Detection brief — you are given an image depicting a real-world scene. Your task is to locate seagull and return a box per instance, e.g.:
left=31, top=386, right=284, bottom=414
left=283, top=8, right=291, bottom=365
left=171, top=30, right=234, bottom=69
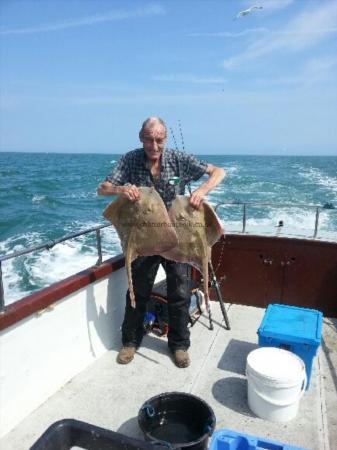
left=235, top=5, right=263, bottom=19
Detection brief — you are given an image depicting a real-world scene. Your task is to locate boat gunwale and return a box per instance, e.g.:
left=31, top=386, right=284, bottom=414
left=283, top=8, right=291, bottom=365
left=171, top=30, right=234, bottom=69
left=1, top=233, right=337, bottom=332
left=0, top=254, right=125, bottom=332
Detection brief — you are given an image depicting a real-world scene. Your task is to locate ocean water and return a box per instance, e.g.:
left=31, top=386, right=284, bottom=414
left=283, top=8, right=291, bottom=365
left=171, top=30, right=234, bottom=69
left=1, top=152, right=336, bottom=305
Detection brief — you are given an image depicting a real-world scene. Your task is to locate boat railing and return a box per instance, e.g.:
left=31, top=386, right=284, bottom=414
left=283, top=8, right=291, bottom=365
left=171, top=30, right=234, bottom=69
left=0, top=201, right=335, bottom=312
left=0, top=224, right=110, bottom=312
left=214, top=200, right=335, bottom=237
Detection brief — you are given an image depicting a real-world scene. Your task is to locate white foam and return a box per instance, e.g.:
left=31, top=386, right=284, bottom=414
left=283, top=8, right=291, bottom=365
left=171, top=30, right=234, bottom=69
left=2, top=204, right=336, bottom=306
left=224, top=165, right=238, bottom=174
left=0, top=232, right=42, bottom=253
left=63, top=192, right=97, bottom=200
left=25, top=241, right=97, bottom=286
left=217, top=205, right=336, bottom=239
left=32, top=195, right=46, bottom=203
left=1, top=258, right=31, bottom=304
left=1, top=224, right=122, bottom=306
left=1, top=234, right=41, bottom=304
left=300, top=167, right=337, bottom=194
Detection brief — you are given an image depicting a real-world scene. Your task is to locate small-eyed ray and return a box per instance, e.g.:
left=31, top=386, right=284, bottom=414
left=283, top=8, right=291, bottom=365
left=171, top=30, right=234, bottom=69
left=162, top=196, right=225, bottom=308
left=103, top=187, right=178, bottom=307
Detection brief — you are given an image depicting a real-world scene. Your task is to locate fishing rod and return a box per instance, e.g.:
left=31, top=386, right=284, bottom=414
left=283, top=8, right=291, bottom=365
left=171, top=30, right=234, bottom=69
left=178, top=120, right=185, bottom=151
left=169, top=121, right=192, bottom=195
left=170, top=127, right=179, bottom=151
left=170, top=120, right=185, bottom=152
left=177, top=120, right=191, bottom=194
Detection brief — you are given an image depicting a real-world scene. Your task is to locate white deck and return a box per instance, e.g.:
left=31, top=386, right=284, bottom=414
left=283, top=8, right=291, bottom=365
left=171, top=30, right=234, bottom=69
left=1, top=304, right=336, bottom=450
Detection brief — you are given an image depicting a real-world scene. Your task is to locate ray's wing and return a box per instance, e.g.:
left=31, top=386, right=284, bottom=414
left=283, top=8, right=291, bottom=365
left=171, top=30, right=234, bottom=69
left=162, top=196, right=202, bottom=265
left=103, top=187, right=178, bottom=308
left=203, top=202, right=225, bottom=247
left=132, top=187, right=178, bottom=256
left=162, top=197, right=225, bottom=307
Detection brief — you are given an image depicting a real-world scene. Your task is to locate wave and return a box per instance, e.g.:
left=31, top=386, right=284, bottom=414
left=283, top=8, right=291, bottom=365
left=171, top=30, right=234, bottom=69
left=62, top=192, right=97, bottom=200
left=216, top=204, right=336, bottom=237
left=299, top=167, right=337, bottom=194
left=32, top=194, right=47, bottom=203
left=223, top=165, right=238, bottom=174
left=1, top=153, right=336, bottom=306
left=3, top=203, right=336, bottom=306
left=1, top=223, right=122, bottom=305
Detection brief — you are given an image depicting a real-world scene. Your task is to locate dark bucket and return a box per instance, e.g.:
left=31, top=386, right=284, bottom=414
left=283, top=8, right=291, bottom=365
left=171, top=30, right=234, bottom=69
left=138, top=392, right=216, bottom=450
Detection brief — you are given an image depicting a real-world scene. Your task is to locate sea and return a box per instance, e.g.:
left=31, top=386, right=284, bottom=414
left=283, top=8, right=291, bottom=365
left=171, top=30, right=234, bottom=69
left=1, top=152, right=336, bottom=305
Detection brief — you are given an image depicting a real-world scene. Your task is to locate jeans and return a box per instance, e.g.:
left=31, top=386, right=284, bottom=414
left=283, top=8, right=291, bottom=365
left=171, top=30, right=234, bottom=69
left=121, top=256, right=191, bottom=351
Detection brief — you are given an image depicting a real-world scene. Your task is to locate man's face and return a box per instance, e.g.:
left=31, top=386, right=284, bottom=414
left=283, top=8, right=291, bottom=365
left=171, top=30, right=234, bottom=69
left=140, top=125, right=166, bottom=162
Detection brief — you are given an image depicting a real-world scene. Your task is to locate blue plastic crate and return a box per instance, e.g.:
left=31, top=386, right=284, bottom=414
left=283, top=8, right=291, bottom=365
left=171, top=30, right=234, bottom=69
left=257, top=304, right=323, bottom=389
left=209, top=429, right=307, bottom=450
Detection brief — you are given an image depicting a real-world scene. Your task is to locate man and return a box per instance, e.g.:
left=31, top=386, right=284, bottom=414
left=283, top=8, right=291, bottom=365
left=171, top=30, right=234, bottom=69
left=97, top=117, right=225, bottom=367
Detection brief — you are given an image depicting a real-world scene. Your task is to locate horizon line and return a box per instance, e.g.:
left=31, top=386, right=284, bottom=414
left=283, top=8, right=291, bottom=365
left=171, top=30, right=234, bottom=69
left=1, top=150, right=336, bottom=157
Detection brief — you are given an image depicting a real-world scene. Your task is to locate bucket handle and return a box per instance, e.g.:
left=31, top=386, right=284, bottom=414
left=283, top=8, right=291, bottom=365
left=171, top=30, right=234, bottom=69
left=151, top=439, right=174, bottom=450
left=249, top=370, right=307, bottom=407
left=203, top=418, right=215, bottom=436
left=141, top=403, right=155, bottom=418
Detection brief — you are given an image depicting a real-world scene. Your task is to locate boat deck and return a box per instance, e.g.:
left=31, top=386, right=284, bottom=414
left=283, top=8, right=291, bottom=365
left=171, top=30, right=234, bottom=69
left=1, top=304, right=336, bottom=450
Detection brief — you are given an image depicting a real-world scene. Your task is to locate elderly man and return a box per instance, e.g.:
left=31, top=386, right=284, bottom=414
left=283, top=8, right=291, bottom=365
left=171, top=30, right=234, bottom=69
left=97, top=117, right=225, bottom=367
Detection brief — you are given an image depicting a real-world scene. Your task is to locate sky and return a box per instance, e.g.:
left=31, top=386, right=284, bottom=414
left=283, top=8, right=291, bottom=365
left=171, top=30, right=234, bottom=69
left=0, top=0, right=337, bottom=155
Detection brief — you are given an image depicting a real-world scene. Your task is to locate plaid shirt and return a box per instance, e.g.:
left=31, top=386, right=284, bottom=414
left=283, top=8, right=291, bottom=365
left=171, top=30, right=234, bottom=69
left=106, top=148, right=208, bottom=208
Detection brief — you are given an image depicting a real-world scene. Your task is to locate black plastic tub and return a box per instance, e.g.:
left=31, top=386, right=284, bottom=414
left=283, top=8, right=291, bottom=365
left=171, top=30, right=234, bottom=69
left=30, top=418, right=156, bottom=450
left=138, top=392, right=216, bottom=450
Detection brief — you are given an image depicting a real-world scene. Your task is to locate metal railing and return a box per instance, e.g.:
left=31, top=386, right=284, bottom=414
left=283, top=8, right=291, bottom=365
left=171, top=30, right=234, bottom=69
left=214, top=201, right=336, bottom=238
left=0, top=201, right=335, bottom=312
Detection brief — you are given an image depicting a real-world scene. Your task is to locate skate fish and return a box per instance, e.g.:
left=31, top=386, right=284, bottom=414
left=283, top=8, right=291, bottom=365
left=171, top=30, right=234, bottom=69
left=103, top=187, right=178, bottom=307
left=103, top=189, right=224, bottom=308
left=162, top=195, right=224, bottom=307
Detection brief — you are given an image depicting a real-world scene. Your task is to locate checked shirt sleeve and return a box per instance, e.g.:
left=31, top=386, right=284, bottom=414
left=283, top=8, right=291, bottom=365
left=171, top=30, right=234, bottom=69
left=179, top=152, right=208, bottom=184
left=105, top=155, right=131, bottom=186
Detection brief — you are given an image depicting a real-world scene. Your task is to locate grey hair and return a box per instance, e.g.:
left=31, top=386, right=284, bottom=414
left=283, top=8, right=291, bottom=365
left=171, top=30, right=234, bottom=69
left=139, top=117, right=167, bottom=138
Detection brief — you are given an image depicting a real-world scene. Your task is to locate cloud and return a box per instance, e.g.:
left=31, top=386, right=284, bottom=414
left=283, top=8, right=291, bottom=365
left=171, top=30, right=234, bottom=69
left=256, top=55, right=337, bottom=87
left=2, top=82, right=337, bottom=111
left=0, top=4, right=165, bottom=35
left=0, top=90, right=234, bottom=107
left=188, top=28, right=268, bottom=38
left=151, top=73, right=227, bottom=84
left=258, top=0, right=295, bottom=13
left=223, top=2, right=337, bottom=69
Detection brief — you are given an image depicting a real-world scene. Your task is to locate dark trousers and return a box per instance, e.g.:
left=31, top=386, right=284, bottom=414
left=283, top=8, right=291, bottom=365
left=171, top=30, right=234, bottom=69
left=122, top=256, right=191, bottom=351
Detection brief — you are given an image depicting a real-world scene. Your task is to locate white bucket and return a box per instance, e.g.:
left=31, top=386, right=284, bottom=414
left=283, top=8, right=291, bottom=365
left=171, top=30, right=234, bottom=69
left=246, top=347, right=307, bottom=422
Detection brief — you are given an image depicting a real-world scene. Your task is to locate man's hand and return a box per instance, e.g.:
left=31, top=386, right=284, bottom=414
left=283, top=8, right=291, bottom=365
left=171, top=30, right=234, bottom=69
left=189, top=188, right=206, bottom=209
left=97, top=181, right=115, bottom=195
left=121, top=185, right=140, bottom=202
left=97, top=182, right=140, bottom=201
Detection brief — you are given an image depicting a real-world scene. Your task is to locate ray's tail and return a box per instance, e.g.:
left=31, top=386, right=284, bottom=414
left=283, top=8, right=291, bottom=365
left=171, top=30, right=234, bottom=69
left=202, top=255, right=214, bottom=330
left=125, top=244, right=136, bottom=308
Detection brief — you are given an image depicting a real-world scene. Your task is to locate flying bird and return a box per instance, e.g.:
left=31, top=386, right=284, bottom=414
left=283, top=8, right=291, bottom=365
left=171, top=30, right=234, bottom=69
left=235, top=5, right=263, bottom=19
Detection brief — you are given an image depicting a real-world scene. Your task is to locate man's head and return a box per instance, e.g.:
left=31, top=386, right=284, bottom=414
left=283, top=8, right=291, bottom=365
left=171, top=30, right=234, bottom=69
left=139, top=117, right=167, bottom=162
